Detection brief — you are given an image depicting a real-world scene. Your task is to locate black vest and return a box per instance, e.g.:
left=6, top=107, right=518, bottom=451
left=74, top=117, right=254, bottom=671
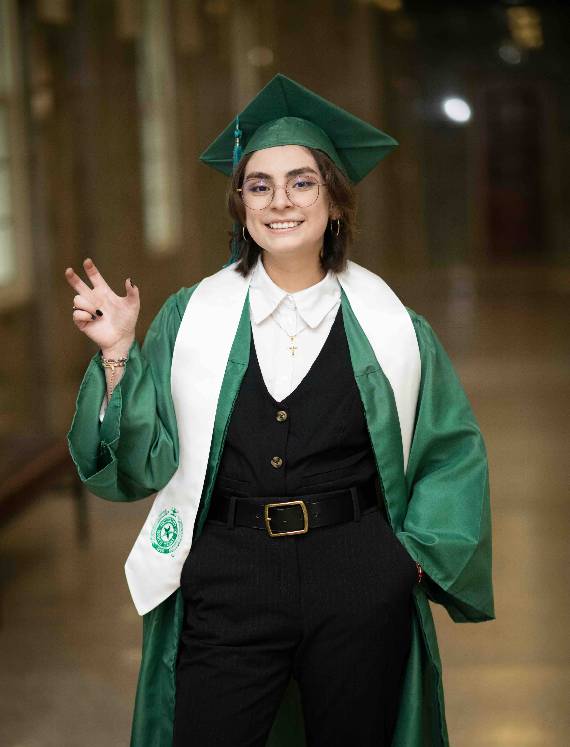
left=213, top=306, right=378, bottom=500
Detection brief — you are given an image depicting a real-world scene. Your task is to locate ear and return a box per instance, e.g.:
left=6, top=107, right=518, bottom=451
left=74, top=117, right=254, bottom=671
left=329, top=203, right=341, bottom=220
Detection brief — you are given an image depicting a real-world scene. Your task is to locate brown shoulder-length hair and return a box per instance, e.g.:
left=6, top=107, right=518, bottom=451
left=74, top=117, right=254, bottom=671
left=226, top=147, right=357, bottom=277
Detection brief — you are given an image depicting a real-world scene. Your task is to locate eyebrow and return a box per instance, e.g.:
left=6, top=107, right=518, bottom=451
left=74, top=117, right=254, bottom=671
left=244, top=166, right=319, bottom=180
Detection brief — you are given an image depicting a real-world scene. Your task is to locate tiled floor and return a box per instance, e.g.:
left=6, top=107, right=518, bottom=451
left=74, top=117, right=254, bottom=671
left=1, top=263, right=568, bottom=746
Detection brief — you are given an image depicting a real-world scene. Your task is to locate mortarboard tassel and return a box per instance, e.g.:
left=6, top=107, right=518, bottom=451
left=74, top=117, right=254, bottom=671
left=232, top=116, right=243, bottom=168
left=224, top=116, right=243, bottom=267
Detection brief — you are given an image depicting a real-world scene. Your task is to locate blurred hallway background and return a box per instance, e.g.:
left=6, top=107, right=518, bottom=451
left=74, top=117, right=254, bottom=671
left=1, top=1, right=568, bottom=745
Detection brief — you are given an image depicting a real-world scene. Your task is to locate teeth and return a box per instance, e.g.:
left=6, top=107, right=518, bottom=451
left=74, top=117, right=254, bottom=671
left=268, top=221, right=302, bottom=229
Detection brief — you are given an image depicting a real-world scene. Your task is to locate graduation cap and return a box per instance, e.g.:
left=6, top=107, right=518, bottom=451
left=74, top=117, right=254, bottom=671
left=200, top=73, right=398, bottom=184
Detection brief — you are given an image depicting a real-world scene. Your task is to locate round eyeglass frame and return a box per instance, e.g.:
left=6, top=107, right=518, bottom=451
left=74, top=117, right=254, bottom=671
left=236, top=177, right=326, bottom=210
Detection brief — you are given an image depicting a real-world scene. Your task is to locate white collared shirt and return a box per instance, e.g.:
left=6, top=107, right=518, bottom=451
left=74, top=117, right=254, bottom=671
left=248, top=256, right=341, bottom=402
left=100, top=256, right=341, bottom=420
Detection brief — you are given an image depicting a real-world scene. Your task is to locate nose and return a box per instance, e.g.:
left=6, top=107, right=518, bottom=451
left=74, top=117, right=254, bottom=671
left=269, top=184, right=294, bottom=209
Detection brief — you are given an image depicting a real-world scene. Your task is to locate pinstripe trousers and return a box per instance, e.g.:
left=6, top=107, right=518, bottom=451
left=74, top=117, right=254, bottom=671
left=173, top=501, right=417, bottom=747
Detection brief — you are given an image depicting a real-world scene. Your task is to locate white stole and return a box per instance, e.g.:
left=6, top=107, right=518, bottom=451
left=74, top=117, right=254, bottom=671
left=125, top=259, right=420, bottom=615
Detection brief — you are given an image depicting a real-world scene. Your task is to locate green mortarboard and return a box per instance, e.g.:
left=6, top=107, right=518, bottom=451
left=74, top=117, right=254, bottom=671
left=199, top=73, right=398, bottom=184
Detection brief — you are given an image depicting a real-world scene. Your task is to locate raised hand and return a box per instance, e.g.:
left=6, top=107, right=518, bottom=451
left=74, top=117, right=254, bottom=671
left=65, top=258, right=140, bottom=356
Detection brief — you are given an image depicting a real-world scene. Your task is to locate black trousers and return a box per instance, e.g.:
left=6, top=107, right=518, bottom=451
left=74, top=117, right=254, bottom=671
left=173, top=502, right=417, bottom=747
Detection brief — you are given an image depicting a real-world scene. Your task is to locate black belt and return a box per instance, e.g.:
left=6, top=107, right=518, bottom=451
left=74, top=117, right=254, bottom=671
left=207, top=480, right=379, bottom=537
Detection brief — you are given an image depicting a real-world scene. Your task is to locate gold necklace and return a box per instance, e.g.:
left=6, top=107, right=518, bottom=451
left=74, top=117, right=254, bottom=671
left=275, top=305, right=305, bottom=356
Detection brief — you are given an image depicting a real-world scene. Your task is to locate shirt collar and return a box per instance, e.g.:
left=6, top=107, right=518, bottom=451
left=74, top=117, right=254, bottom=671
left=249, top=255, right=341, bottom=329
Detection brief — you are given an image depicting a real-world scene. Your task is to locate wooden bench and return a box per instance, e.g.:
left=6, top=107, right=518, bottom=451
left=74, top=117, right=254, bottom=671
left=0, top=434, right=88, bottom=541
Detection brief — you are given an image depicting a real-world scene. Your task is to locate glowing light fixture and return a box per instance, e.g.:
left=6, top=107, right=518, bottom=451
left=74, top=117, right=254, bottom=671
left=371, top=0, right=402, bottom=11
left=442, top=97, right=472, bottom=124
left=247, top=47, right=274, bottom=68
left=498, top=42, right=522, bottom=65
left=507, top=6, right=543, bottom=50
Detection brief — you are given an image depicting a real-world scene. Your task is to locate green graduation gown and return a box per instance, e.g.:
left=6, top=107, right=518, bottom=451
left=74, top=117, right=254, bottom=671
left=67, top=268, right=494, bottom=747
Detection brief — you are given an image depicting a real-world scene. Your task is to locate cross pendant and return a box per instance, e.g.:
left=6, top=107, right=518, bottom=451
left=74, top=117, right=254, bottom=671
left=288, top=336, right=298, bottom=356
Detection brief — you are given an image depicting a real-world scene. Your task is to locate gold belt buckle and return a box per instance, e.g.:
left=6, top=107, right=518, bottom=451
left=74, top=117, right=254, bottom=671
left=264, top=500, right=309, bottom=537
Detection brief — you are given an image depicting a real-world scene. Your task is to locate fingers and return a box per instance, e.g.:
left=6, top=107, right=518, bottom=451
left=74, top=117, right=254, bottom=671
left=64, top=266, right=93, bottom=296
left=83, top=257, right=110, bottom=290
left=64, top=260, right=137, bottom=304
left=125, top=277, right=139, bottom=303
left=64, top=257, right=108, bottom=293
left=72, top=308, right=96, bottom=323
left=73, top=294, right=101, bottom=319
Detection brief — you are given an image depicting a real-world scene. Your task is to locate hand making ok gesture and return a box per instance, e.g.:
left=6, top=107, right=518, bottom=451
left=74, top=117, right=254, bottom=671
left=64, top=258, right=140, bottom=355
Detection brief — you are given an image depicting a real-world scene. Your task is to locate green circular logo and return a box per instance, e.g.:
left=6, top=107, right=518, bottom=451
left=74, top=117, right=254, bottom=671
left=151, top=507, right=183, bottom=555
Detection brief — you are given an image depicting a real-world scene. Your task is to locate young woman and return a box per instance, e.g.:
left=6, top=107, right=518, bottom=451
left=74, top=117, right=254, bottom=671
left=66, top=75, right=494, bottom=747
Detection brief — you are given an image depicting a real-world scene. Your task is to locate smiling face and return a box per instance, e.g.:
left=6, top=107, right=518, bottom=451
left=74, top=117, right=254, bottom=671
left=242, top=145, right=336, bottom=264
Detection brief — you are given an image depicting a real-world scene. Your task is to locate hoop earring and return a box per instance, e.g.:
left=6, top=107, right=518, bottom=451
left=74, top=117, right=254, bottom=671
left=242, top=225, right=249, bottom=242
left=330, top=218, right=341, bottom=237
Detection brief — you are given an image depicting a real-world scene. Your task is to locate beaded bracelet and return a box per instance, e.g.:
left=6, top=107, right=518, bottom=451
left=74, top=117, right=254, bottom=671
left=415, top=561, right=424, bottom=584
left=100, top=353, right=128, bottom=399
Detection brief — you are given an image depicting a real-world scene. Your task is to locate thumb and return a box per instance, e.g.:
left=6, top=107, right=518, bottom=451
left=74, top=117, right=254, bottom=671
left=125, top=277, right=139, bottom=299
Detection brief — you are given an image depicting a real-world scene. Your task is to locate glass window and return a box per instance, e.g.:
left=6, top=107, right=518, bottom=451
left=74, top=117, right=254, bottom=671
left=0, top=0, right=32, bottom=305
left=137, top=0, right=182, bottom=255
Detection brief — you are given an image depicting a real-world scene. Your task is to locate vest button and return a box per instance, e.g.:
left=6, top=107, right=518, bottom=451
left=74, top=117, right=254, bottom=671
left=270, top=456, right=283, bottom=469
left=276, top=410, right=288, bottom=422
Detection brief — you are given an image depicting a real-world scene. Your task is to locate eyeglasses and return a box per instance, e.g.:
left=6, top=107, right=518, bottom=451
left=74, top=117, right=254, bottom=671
left=237, top=174, right=325, bottom=210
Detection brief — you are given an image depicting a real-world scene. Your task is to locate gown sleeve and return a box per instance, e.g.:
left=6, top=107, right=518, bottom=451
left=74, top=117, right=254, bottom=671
left=67, top=286, right=194, bottom=502
left=402, top=311, right=495, bottom=623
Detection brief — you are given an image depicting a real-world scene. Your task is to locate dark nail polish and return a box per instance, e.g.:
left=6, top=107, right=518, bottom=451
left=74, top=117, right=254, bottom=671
left=129, top=278, right=135, bottom=287
left=96, top=309, right=103, bottom=316
left=91, top=314, right=96, bottom=320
